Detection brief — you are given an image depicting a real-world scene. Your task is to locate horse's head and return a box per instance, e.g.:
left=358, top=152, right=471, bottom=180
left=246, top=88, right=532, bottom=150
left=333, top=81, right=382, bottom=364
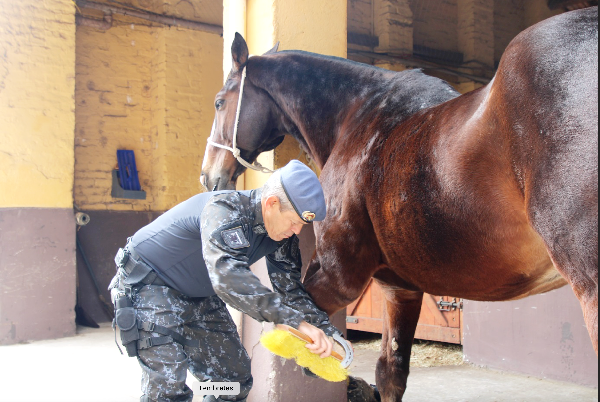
left=201, top=33, right=284, bottom=191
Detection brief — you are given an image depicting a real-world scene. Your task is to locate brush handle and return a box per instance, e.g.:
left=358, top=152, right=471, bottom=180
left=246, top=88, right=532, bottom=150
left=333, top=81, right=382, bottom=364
left=283, top=326, right=345, bottom=362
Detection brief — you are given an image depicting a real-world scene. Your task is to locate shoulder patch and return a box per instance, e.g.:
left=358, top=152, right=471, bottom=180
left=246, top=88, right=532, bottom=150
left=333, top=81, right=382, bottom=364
left=221, top=227, right=250, bottom=249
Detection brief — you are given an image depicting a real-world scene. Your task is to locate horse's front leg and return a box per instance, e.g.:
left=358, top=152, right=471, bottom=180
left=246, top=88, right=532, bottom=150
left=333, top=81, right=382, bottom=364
left=303, top=218, right=383, bottom=316
left=376, top=286, right=424, bottom=402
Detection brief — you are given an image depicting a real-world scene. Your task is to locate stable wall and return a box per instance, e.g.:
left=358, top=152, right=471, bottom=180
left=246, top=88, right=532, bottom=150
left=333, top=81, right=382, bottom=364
left=464, top=287, right=598, bottom=387
left=75, top=21, right=222, bottom=212
left=0, top=0, right=77, bottom=344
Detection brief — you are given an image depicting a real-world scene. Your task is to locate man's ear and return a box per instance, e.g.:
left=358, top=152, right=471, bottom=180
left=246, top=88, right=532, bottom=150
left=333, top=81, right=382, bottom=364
left=265, top=195, right=280, bottom=210
left=232, top=32, right=249, bottom=73
left=264, top=42, right=280, bottom=56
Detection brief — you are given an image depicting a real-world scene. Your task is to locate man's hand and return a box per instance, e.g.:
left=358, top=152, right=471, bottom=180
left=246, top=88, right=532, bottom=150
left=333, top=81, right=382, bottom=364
left=297, top=321, right=334, bottom=358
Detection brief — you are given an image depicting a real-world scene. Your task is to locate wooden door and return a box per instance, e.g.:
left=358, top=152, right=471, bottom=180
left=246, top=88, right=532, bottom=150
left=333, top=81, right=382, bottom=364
left=346, top=280, right=463, bottom=344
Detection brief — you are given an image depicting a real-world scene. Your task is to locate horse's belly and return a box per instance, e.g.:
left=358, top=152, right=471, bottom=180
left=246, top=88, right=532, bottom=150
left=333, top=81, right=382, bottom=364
left=379, top=214, right=569, bottom=301
left=468, top=256, right=569, bottom=302
left=470, top=230, right=569, bottom=301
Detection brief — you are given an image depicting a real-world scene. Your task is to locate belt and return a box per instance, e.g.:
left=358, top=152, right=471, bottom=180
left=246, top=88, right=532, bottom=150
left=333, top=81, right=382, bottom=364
left=122, top=248, right=167, bottom=287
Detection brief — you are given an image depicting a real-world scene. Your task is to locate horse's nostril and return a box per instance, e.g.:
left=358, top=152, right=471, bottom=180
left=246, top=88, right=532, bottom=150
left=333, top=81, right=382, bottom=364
left=212, top=178, right=221, bottom=192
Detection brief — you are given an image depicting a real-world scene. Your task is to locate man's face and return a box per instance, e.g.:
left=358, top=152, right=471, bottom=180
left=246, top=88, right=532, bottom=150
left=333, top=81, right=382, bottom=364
left=262, top=196, right=308, bottom=241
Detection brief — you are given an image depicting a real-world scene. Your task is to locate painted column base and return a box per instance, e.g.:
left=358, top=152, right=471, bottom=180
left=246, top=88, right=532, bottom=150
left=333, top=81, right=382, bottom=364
left=0, top=208, right=77, bottom=345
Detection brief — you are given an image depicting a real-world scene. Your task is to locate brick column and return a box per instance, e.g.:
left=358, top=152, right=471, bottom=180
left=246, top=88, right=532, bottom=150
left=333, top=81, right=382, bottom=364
left=374, top=0, right=413, bottom=55
left=457, top=0, right=495, bottom=70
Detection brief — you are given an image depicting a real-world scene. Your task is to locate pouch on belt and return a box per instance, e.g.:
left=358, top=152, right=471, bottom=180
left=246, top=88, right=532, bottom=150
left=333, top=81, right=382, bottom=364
left=114, top=292, right=140, bottom=357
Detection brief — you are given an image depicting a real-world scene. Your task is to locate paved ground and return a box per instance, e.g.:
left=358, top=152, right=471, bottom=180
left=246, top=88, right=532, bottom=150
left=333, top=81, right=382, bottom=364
left=352, top=348, right=598, bottom=402
left=0, top=325, right=597, bottom=402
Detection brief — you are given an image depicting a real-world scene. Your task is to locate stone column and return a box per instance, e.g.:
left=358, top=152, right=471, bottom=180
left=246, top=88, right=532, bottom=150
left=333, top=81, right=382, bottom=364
left=374, top=0, right=413, bottom=56
left=457, top=0, right=495, bottom=70
left=456, top=0, right=495, bottom=92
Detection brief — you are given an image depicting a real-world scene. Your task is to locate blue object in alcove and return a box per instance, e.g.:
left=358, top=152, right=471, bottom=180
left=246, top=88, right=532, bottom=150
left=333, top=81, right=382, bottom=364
left=117, top=150, right=142, bottom=191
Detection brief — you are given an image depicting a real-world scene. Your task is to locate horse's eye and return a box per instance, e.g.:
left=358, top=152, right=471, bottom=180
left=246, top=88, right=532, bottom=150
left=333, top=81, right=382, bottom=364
left=215, top=100, right=225, bottom=110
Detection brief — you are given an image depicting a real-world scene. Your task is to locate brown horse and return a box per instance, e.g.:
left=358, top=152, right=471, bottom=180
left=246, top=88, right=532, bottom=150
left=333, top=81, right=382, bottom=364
left=201, top=8, right=598, bottom=401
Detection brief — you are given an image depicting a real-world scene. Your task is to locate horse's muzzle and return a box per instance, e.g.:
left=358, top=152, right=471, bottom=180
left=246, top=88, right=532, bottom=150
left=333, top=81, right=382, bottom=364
left=200, top=172, right=236, bottom=192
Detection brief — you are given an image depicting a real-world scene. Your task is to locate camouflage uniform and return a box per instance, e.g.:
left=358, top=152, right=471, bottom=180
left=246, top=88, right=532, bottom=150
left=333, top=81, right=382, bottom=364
left=111, top=189, right=340, bottom=402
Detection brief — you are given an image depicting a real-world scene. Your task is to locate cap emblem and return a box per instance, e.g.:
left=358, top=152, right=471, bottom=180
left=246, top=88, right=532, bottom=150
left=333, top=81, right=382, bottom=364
left=302, top=211, right=316, bottom=222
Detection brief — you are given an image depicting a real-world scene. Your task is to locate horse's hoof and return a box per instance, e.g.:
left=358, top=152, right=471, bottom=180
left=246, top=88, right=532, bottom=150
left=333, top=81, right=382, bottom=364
left=348, top=376, right=380, bottom=402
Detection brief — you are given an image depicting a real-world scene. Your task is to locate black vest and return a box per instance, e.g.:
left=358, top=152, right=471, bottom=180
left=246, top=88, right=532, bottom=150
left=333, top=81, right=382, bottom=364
left=129, top=190, right=279, bottom=297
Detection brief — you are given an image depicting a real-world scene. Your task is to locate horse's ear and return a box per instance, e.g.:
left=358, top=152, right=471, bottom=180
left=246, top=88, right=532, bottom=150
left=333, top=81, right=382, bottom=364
left=264, top=42, right=280, bottom=55
left=231, top=33, right=249, bottom=73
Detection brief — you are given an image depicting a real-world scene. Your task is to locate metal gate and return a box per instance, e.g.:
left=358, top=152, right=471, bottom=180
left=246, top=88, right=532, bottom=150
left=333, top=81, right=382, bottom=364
left=346, top=280, right=463, bottom=344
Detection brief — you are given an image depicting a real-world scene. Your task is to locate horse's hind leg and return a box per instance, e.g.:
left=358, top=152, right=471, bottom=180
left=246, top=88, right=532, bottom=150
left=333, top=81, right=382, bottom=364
left=528, top=159, right=599, bottom=354
left=376, top=287, right=424, bottom=402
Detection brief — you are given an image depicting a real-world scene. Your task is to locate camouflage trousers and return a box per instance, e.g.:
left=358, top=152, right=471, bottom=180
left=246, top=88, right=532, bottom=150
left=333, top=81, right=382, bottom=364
left=127, top=283, right=253, bottom=402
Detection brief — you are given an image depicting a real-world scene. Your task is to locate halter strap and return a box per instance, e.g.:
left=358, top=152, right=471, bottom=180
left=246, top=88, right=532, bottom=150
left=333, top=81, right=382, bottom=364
left=207, top=67, right=275, bottom=175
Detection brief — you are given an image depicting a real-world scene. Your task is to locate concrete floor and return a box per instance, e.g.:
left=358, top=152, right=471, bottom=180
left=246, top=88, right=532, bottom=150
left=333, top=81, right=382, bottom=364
left=0, top=325, right=597, bottom=402
left=352, top=349, right=598, bottom=402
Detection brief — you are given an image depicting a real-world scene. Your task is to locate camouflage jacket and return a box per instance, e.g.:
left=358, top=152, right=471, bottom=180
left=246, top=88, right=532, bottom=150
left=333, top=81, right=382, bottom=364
left=200, top=189, right=341, bottom=337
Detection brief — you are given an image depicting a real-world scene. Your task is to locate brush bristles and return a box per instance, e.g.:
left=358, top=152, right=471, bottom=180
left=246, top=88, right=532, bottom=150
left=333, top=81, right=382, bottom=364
left=260, top=329, right=349, bottom=383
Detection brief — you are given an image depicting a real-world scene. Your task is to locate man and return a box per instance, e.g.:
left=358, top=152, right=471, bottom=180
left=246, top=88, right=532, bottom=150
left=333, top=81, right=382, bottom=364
left=109, top=160, right=343, bottom=402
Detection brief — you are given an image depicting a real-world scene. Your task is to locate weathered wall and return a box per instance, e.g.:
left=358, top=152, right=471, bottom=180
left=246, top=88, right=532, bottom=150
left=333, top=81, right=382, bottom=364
left=0, top=209, right=77, bottom=344
left=75, top=20, right=223, bottom=212
left=75, top=21, right=158, bottom=211
left=0, top=0, right=76, bottom=208
left=464, top=287, right=598, bottom=387
left=0, top=0, right=77, bottom=344
left=494, top=0, right=525, bottom=66
left=412, top=0, right=459, bottom=53
left=349, top=0, right=373, bottom=36
left=348, top=0, right=566, bottom=91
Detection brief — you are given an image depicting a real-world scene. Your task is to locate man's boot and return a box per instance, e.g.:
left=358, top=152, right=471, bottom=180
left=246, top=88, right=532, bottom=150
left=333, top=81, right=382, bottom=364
left=203, top=397, right=247, bottom=402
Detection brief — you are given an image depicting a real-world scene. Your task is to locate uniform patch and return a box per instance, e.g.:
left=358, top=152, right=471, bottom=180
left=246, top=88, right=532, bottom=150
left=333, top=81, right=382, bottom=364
left=252, top=224, right=267, bottom=235
left=221, top=227, right=250, bottom=249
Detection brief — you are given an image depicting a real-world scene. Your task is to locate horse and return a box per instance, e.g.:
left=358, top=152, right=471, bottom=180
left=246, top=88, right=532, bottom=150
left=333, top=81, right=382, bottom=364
left=201, top=7, right=598, bottom=401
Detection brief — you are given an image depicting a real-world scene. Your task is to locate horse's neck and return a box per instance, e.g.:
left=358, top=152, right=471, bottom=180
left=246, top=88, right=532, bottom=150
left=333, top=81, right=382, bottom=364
left=251, top=53, right=459, bottom=168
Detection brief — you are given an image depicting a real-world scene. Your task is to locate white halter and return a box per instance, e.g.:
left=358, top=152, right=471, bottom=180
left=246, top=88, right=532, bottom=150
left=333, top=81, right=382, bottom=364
left=207, top=66, right=275, bottom=174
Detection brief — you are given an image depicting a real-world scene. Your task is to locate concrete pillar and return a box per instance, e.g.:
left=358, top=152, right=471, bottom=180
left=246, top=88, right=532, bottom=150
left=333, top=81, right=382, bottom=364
left=374, top=0, right=413, bottom=55
left=457, top=0, right=495, bottom=70
left=0, top=0, right=77, bottom=344
left=224, top=1, right=349, bottom=401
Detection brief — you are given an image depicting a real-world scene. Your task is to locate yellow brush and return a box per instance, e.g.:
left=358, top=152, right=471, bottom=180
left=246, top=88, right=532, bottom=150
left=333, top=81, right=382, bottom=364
left=260, top=325, right=353, bottom=383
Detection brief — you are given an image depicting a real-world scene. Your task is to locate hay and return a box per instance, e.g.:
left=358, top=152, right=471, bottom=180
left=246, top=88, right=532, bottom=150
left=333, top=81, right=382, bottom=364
left=351, top=336, right=464, bottom=368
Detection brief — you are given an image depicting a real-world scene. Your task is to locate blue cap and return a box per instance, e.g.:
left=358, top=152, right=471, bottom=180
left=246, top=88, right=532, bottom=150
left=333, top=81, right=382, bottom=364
left=279, top=160, right=327, bottom=223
